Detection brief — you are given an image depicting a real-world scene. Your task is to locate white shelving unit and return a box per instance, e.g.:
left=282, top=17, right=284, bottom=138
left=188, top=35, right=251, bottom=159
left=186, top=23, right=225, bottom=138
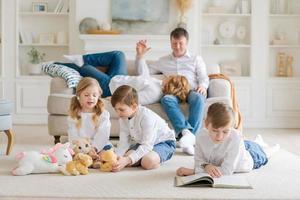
left=268, top=0, right=300, bottom=78
left=266, top=0, right=300, bottom=123
left=13, top=0, right=70, bottom=123
left=17, top=0, right=69, bottom=76
left=199, top=0, right=252, bottom=77
left=0, top=0, right=3, bottom=98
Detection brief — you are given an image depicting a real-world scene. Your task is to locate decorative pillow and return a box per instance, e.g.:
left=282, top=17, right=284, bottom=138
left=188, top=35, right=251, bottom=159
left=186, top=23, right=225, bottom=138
left=41, top=62, right=82, bottom=88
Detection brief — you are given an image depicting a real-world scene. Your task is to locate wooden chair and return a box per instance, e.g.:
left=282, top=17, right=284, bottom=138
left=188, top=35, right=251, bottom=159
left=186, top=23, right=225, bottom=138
left=0, top=99, right=14, bottom=155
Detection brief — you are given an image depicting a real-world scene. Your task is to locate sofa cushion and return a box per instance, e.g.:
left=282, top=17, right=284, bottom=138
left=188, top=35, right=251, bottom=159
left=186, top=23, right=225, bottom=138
left=47, top=93, right=73, bottom=115
left=50, top=77, right=75, bottom=95
left=0, top=99, right=13, bottom=116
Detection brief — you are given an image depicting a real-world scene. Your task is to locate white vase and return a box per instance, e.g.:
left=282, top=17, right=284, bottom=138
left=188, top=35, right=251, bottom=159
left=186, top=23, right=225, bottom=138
left=56, top=31, right=67, bottom=44
left=28, top=63, right=42, bottom=75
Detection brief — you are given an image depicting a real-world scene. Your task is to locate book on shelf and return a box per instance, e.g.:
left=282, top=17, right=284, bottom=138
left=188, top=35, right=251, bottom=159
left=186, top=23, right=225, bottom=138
left=54, top=0, right=63, bottom=13
left=54, top=0, right=69, bottom=13
left=174, top=173, right=252, bottom=189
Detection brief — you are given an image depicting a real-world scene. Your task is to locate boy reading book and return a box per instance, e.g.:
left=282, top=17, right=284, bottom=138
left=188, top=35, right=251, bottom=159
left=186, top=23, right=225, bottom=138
left=176, top=102, right=280, bottom=179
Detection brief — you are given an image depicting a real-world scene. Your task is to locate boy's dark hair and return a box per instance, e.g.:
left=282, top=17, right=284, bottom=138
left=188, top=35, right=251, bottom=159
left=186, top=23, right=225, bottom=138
left=206, top=102, right=234, bottom=129
left=111, top=85, right=138, bottom=107
left=170, top=27, right=189, bottom=41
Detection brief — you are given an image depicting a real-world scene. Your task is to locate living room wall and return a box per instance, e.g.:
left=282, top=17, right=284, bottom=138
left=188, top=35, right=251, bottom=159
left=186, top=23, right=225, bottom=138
left=69, top=0, right=183, bottom=54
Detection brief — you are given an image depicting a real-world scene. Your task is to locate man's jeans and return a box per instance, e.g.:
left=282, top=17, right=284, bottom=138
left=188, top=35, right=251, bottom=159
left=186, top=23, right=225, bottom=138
left=160, top=91, right=206, bottom=137
left=56, top=51, right=127, bottom=97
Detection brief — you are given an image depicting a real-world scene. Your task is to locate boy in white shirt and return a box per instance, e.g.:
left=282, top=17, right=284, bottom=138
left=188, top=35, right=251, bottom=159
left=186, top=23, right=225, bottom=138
left=177, top=102, right=280, bottom=177
left=111, top=85, right=176, bottom=171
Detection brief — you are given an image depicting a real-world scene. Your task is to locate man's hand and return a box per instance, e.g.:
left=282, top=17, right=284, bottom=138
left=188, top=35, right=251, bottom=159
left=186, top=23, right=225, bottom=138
left=195, top=85, right=207, bottom=96
left=136, top=40, right=151, bottom=59
left=112, top=156, right=132, bottom=172
left=176, top=167, right=195, bottom=176
left=204, top=164, right=222, bottom=178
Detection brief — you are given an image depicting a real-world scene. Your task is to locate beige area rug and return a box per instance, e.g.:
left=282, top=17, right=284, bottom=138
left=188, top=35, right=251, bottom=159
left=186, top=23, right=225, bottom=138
left=1, top=141, right=300, bottom=200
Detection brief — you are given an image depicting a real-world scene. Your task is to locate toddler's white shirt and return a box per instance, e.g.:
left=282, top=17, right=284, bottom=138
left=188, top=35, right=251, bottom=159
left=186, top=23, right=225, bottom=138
left=116, top=105, right=175, bottom=164
left=68, top=110, right=111, bottom=151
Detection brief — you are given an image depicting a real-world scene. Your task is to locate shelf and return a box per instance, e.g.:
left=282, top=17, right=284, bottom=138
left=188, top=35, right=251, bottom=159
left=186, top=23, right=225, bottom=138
left=16, top=75, right=51, bottom=80
left=201, top=44, right=251, bottom=48
left=19, top=43, right=69, bottom=47
left=269, top=45, right=300, bottom=48
left=19, top=12, right=69, bottom=17
left=202, top=13, right=251, bottom=17
left=269, top=14, right=300, bottom=17
left=268, top=77, right=300, bottom=81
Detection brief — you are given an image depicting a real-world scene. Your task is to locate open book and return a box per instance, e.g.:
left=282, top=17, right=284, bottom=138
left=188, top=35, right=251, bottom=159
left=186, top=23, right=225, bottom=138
left=175, top=173, right=252, bottom=189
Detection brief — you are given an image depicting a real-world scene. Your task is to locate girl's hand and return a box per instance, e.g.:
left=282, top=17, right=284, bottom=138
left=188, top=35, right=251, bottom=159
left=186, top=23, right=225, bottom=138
left=136, top=40, right=151, bottom=59
left=204, top=164, right=222, bottom=178
left=176, top=167, right=195, bottom=176
left=88, top=148, right=99, bottom=160
left=112, top=156, right=132, bottom=172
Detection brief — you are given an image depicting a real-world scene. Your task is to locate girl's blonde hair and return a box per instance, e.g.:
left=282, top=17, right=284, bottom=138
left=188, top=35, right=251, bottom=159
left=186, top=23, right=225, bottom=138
left=111, top=85, right=138, bottom=107
left=206, top=102, right=234, bottom=129
left=69, top=77, right=104, bottom=130
left=162, top=75, right=190, bottom=102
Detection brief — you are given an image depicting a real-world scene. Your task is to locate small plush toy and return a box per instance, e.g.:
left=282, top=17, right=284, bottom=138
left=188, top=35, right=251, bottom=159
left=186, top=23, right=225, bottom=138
left=11, top=142, right=73, bottom=176
left=72, top=138, right=101, bottom=169
left=100, top=145, right=117, bottom=172
left=72, top=138, right=93, bottom=154
left=61, top=153, right=93, bottom=176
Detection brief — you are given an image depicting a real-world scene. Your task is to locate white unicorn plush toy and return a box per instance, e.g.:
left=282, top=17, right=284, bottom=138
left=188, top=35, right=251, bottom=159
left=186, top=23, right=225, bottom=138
left=12, top=142, right=74, bottom=176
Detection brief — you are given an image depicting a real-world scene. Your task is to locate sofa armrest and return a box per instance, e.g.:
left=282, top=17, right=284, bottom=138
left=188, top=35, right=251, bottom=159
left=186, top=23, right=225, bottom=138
left=50, top=77, right=74, bottom=95
left=207, top=79, right=231, bottom=98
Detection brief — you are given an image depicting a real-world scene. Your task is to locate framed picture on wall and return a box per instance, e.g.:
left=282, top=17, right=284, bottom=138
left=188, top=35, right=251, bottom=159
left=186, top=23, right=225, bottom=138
left=32, top=2, right=48, bottom=12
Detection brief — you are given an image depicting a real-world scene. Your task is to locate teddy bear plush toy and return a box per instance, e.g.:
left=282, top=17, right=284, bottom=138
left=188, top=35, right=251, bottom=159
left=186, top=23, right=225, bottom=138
left=61, top=153, right=93, bottom=176
left=72, top=138, right=101, bottom=169
left=99, top=145, right=117, bottom=172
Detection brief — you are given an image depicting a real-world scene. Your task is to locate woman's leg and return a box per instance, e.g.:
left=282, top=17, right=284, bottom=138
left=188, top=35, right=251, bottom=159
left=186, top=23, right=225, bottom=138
left=55, top=62, right=111, bottom=97
left=79, top=65, right=111, bottom=97
left=83, top=51, right=128, bottom=77
left=54, top=62, right=80, bottom=71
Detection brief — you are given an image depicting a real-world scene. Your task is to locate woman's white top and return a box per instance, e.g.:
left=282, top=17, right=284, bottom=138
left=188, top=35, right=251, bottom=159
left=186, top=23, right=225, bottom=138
left=68, top=110, right=111, bottom=151
left=194, top=128, right=254, bottom=175
left=116, top=105, right=175, bottom=164
left=109, top=75, right=163, bottom=105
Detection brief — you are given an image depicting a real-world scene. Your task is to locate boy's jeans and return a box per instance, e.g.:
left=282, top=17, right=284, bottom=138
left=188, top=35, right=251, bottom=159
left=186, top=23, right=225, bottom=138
left=160, top=91, right=206, bottom=137
left=56, top=51, right=127, bottom=97
left=244, top=140, right=268, bottom=169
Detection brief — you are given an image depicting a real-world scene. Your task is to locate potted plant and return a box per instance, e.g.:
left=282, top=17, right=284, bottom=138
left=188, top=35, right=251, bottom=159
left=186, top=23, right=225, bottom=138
left=27, top=47, right=45, bottom=75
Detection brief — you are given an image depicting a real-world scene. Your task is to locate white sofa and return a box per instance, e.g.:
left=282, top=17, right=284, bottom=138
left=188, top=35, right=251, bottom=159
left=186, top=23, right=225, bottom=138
left=47, top=61, right=231, bottom=144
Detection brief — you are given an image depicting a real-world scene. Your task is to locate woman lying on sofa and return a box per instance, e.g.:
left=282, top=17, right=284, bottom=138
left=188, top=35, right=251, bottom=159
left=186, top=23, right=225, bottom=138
left=57, top=51, right=190, bottom=105
left=55, top=51, right=128, bottom=97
